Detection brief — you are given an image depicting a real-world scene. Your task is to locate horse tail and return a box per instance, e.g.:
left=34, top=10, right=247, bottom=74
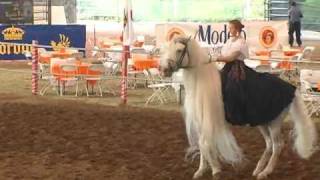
left=289, top=90, right=318, bottom=159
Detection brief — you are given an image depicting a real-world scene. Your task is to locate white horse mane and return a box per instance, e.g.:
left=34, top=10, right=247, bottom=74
left=162, top=37, right=244, bottom=165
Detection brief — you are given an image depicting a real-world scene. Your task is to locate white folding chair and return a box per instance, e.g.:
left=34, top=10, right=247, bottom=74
left=127, top=58, right=144, bottom=89
left=24, top=51, right=32, bottom=61
left=59, top=64, right=79, bottom=96
left=39, top=58, right=63, bottom=96
left=300, top=69, right=320, bottom=118
left=103, top=61, right=119, bottom=76
left=299, top=46, right=315, bottom=60
left=85, top=64, right=105, bottom=96
left=144, top=68, right=175, bottom=105
left=281, top=46, right=316, bottom=84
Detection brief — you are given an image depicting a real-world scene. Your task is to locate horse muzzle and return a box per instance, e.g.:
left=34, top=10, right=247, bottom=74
left=161, top=67, right=174, bottom=77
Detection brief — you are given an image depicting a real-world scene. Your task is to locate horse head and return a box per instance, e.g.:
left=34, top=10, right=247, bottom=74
left=160, top=36, right=197, bottom=77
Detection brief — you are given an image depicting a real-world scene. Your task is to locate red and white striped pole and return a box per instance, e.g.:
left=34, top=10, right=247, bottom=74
left=31, top=40, right=39, bottom=95
left=121, top=45, right=130, bottom=104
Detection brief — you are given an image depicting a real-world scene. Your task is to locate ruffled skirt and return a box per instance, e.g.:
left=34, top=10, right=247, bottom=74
left=221, top=60, right=296, bottom=126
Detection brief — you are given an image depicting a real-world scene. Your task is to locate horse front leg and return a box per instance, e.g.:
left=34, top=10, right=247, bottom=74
left=193, top=153, right=209, bottom=179
left=253, top=126, right=272, bottom=176
left=193, top=138, right=221, bottom=179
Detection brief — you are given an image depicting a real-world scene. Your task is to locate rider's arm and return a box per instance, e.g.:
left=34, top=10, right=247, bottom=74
left=217, top=51, right=241, bottom=63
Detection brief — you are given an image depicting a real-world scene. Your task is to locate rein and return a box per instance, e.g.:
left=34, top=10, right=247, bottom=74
left=175, top=37, right=192, bottom=70
left=174, top=40, right=217, bottom=70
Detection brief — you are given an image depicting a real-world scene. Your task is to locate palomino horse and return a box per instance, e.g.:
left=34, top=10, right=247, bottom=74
left=160, top=37, right=317, bottom=179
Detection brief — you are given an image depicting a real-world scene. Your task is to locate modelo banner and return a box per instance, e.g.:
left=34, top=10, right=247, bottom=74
left=0, top=25, right=86, bottom=60
left=155, top=21, right=288, bottom=50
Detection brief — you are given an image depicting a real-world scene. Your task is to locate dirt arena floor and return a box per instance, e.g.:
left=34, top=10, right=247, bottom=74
left=0, top=61, right=320, bottom=179
left=0, top=94, right=319, bottom=180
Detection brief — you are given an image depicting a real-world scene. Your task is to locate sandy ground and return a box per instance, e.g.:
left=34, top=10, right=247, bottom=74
left=0, top=94, right=319, bottom=180
left=0, top=61, right=319, bottom=179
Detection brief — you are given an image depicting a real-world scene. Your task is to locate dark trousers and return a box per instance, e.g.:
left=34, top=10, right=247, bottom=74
left=288, top=21, right=302, bottom=47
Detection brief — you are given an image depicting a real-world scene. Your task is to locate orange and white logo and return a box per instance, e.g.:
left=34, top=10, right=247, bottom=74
left=51, top=34, right=71, bottom=51
left=166, top=27, right=186, bottom=41
left=2, top=26, right=25, bottom=41
left=259, top=26, right=277, bottom=48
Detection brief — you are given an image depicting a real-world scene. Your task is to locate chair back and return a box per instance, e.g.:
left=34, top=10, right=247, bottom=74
left=301, top=46, right=315, bottom=60
left=87, top=64, right=105, bottom=77
left=296, top=46, right=315, bottom=61
left=103, top=62, right=114, bottom=73
left=60, top=64, right=78, bottom=78
left=39, top=63, right=51, bottom=79
left=300, top=69, right=320, bottom=92
left=111, top=63, right=119, bottom=75
left=65, top=57, right=77, bottom=64
left=50, top=58, right=65, bottom=76
left=148, top=68, right=163, bottom=79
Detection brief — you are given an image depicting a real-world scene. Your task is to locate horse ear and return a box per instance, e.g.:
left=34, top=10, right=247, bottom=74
left=173, top=37, right=183, bottom=44
left=176, top=42, right=186, bottom=50
left=174, top=36, right=190, bottom=45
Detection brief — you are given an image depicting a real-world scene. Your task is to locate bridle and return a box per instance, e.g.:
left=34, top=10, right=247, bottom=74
left=167, top=36, right=216, bottom=72
left=174, top=37, right=192, bottom=70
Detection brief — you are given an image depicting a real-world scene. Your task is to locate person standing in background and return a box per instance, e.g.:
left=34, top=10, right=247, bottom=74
left=288, top=1, right=303, bottom=47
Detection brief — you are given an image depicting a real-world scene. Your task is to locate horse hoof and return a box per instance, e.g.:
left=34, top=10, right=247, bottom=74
left=253, top=168, right=261, bottom=176
left=193, top=168, right=206, bottom=179
left=212, top=168, right=221, bottom=177
left=257, top=172, right=269, bottom=179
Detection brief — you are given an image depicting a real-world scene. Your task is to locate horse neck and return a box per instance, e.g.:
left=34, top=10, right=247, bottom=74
left=182, top=48, right=218, bottom=92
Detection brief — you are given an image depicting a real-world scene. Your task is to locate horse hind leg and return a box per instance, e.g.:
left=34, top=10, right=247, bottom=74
left=257, top=117, right=284, bottom=179
left=253, top=125, right=272, bottom=177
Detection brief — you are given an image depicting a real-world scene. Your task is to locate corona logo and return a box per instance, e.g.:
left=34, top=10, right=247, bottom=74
left=166, top=27, right=186, bottom=41
left=51, top=34, right=71, bottom=51
left=1, top=26, right=25, bottom=41
left=259, top=26, right=277, bottom=48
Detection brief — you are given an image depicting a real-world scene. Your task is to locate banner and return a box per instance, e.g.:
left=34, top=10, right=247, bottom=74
left=0, top=25, right=86, bottom=60
left=155, top=21, right=289, bottom=50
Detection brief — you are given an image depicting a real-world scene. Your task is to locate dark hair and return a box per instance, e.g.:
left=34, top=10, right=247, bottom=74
left=291, top=1, right=296, bottom=6
left=229, top=19, right=245, bottom=33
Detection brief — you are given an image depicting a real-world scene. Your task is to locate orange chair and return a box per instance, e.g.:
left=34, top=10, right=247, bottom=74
left=132, top=54, right=159, bottom=71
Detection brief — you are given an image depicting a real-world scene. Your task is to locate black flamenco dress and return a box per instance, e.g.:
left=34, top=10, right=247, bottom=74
left=220, top=60, right=296, bottom=126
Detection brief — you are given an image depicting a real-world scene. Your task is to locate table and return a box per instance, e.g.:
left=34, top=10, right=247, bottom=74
left=51, top=61, right=101, bottom=76
left=132, top=54, right=159, bottom=71
left=251, top=55, right=270, bottom=65
left=50, top=61, right=103, bottom=94
left=39, top=55, right=52, bottom=64
left=283, top=49, right=301, bottom=56
left=51, top=51, right=73, bottom=59
left=254, top=50, right=270, bottom=56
